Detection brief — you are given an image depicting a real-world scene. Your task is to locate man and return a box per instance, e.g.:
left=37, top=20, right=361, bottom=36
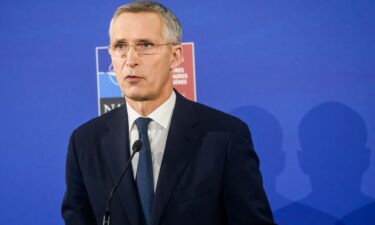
left=62, top=1, right=275, bottom=225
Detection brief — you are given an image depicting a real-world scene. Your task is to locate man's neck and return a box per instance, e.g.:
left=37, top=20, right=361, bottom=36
left=125, top=90, right=173, bottom=116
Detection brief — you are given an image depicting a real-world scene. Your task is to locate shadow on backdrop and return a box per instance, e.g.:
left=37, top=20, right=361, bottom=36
left=274, top=102, right=373, bottom=225
left=341, top=201, right=375, bottom=225
left=230, top=105, right=290, bottom=211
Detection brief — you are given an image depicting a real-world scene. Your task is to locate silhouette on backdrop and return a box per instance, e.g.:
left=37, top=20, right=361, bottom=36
left=275, top=102, right=373, bottom=225
left=341, top=201, right=375, bottom=225
left=231, top=105, right=290, bottom=210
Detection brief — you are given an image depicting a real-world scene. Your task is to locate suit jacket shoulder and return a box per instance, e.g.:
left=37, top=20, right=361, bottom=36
left=178, top=95, right=251, bottom=140
left=71, top=105, right=127, bottom=145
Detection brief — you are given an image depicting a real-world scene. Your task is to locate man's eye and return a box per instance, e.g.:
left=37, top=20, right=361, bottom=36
left=115, top=43, right=128, bottom=50
left=139, top=42, right=155, bottom=49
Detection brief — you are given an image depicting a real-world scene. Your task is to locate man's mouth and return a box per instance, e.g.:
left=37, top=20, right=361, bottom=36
left=125, top=75, right=143, bottom=81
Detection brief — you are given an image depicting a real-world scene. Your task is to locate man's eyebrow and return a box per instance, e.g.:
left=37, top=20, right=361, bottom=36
left=112, top=39, right=127, bottom=44
left=135, top=39, right=153, bottom=43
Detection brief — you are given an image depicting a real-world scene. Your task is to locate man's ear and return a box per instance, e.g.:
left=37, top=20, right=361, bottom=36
left=170, top=45, right=183, bottom=70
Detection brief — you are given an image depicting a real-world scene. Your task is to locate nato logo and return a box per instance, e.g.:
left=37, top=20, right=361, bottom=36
left=96, top=46, right=124, bottom=115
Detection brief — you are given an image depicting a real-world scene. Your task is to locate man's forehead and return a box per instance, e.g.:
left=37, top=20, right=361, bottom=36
left=110, top=12, right=164, bottom=41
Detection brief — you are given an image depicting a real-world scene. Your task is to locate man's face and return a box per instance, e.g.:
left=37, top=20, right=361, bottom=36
left=109, top=12, right=181, bottom=104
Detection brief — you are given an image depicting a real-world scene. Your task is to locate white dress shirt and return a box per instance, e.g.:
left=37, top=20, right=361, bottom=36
left=126, top=91, right=176, bottom=191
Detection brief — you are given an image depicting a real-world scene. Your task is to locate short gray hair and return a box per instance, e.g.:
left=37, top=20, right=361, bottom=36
left=109, top=1, right=182, bottom=44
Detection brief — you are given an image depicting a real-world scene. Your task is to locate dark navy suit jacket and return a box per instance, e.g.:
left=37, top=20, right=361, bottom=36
left=62, top=92, right=275, bottom=225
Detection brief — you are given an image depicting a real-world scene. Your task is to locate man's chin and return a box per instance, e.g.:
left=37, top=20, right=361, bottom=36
left=124, top=92, right=152, bottom=102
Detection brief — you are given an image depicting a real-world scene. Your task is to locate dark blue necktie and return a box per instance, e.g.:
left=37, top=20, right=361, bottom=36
left=135, top=117, right=154, bottom=225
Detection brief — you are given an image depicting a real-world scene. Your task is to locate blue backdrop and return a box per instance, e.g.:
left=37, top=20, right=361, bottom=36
left=1, top=0, right=374, bottom=224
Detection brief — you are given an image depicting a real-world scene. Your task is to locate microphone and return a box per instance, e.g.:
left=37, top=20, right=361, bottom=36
left=103, top=140, right=143, bottom=225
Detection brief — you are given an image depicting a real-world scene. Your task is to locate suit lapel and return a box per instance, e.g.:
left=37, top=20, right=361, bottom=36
left=152, top=93, right=200, bottom=225
left=101, top=105, right=142, bottom=225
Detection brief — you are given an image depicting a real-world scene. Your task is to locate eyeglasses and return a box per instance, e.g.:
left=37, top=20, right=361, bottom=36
left=109, top=42, right=175, bottom=57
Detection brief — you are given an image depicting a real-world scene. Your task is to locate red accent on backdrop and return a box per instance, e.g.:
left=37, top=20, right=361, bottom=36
left=172, top=43, right=196, bottom=101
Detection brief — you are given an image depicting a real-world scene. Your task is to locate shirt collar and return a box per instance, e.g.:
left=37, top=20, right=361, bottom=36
left=126, top=91, right=176, bottom=131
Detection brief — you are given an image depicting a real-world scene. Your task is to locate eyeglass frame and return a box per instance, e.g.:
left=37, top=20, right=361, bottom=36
left=108, top=41, right=178, bottom=57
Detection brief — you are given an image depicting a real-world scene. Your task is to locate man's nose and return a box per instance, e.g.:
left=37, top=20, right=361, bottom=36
left=125, top=47, right=139, bottom=68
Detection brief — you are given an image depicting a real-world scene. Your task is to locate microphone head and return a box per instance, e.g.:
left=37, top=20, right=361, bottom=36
left=132, top=140, right=143, bottom=152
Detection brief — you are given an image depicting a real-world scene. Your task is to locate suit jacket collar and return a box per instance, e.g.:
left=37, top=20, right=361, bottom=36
left=101, top=104, right=143, bottom=225
left=152, top=92, right=200, bottom=225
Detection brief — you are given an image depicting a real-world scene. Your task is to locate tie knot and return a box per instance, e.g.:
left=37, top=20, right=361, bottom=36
left=135, top=117, right=152, bottom=134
